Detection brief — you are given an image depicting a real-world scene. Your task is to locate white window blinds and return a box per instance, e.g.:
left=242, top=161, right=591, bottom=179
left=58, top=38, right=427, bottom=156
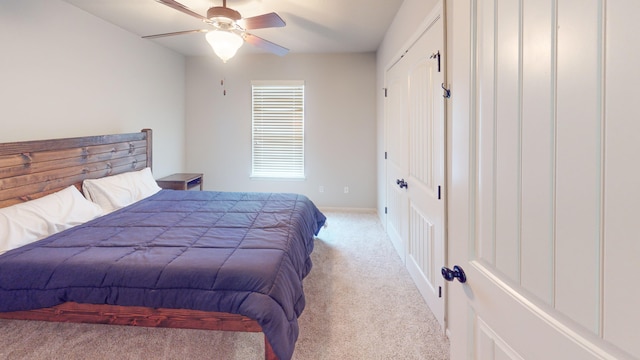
left=251, top=81, right=305, bottom=179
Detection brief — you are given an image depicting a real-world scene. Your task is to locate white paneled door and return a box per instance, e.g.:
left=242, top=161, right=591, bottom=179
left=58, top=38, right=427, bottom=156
left=448, top=0, right=639, bottom=359
left=385, top=55, right=408, bottom=262
left=385, top=3, right=445, bottom=329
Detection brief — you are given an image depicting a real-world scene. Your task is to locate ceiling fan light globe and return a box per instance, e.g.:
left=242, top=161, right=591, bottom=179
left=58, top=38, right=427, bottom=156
left=206, top=30, right=243, bottom=63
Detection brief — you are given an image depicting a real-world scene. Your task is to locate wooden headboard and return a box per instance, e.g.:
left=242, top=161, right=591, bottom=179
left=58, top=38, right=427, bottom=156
left=0, top=129, right=152, bottom=208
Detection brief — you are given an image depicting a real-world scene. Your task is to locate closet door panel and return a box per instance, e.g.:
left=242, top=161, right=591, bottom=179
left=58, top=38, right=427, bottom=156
left=494, top=0, right=521, bottom=282
left=476, top=0, right=497, bottom=265
left=603, top=1, right=640, bottom=356
left=555, top=0, right=603, bottom=333
left=520, top=0, right=554, bottom=306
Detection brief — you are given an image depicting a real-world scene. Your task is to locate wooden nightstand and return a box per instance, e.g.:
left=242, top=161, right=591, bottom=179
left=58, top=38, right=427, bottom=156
left=156, top=173, right=203, bottom=191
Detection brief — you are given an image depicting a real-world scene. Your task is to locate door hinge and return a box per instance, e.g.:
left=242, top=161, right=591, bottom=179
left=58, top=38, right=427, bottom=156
left=384, top=151, right=387, bottom=160
left=384, top=206, right=388, bottom=214
left=383, top=88, right=388, bottom=97
left=438, top=185, right=442, bottom=200
left=439, top=286, right=442, bottom=298
left=430, top=51, right=441, bottom=72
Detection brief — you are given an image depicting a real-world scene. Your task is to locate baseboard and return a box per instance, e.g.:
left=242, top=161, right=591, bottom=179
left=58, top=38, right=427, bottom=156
left=318, top=207, right=377, bottom=213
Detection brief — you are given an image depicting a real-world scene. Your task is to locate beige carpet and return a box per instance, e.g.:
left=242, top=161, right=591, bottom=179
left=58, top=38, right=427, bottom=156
left=0, top=211, right=450, bottom=360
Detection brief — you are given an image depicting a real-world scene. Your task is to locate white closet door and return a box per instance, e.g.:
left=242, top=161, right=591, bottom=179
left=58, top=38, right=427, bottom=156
left=385, top=3, right=446, bottom=328
left=385, top=56, right=409, bottom=262
left=404, top=13, right=446, bottom=329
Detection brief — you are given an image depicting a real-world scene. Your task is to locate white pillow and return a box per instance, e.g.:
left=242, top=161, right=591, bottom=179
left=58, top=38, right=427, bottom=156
left=0, top=185, right=104, bottom=255
left=82, top=167, right=161, bottom=213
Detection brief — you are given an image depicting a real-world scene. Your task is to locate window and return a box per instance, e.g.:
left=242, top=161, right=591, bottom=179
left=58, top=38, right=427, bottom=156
left=251, top=81, right=305, bottom=179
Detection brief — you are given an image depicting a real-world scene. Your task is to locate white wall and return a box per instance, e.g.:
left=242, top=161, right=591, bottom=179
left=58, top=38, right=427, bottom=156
left=185, top=53, right=377, bottom=209
left=376, top=0, right=440, bottom=220
left=0, top=0, right=186, bottom=178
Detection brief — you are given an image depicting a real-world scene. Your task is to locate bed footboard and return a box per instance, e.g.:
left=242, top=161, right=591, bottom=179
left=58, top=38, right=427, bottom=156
left=0, top=302, right=277, bottom=360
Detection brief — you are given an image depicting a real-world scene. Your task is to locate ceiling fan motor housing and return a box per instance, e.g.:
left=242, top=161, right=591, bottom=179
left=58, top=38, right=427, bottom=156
left=207, top=6, right=241, bottom=21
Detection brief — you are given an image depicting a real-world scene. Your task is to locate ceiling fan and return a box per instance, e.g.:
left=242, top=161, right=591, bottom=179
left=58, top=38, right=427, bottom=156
left=143, top=0, right=288, bottom=62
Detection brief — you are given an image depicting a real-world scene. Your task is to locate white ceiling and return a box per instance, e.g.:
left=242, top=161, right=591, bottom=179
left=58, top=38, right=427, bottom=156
left=62, top=0, right=405, bottom=57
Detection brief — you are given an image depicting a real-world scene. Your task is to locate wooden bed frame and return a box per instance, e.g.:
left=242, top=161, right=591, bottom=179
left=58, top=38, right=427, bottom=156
left=0, top=129, right=277, bottom=360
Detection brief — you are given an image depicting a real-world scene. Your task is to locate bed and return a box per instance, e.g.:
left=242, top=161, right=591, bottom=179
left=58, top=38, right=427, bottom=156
left=0, top=129, right=326, bottom=360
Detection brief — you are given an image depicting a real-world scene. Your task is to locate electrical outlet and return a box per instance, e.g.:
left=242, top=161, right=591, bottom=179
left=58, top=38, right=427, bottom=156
left=319, top=186, right=324, bottom=193
left=344, top=186, right=349, bottom=194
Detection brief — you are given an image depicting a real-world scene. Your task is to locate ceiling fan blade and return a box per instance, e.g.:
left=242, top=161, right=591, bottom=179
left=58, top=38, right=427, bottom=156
left=156, top=0, right=208, bottom=21
left=143, top=29, right=208, bottom=39
left=243, top=12, right=286, bottom=30
left=244, top=33, right=289, bottom=56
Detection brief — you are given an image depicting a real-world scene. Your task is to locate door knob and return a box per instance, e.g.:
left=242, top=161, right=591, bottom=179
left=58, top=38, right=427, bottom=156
left=396, top=179, right=408, bottom=189
left=441, top=265, right=467, bottom=283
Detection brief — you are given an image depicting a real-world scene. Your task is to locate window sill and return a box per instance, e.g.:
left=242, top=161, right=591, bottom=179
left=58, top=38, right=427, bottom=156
left=250, top=175, right=306, bottom=181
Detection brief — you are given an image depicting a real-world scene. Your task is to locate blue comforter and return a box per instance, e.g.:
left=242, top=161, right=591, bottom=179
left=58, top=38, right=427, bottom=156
left=0, top=190, right=326, bottom=360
